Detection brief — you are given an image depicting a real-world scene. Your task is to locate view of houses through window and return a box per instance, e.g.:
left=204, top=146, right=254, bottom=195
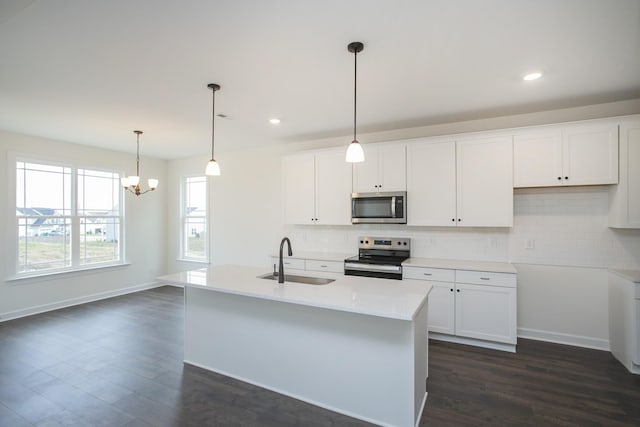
left=16, top=161, right=122, bottom=274
left=182, top=176, right=207, bottom=260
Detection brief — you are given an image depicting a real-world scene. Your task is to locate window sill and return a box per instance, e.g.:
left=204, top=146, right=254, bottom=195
left=176, top=258, right=210, bottom=265
left=6, top=262, right=131, bottom=284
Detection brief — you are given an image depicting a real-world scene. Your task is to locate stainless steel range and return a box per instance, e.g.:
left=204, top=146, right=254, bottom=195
left=344, top=237, right=410, bottom=280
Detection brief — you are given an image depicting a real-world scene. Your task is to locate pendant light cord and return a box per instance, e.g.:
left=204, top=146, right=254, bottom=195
left=211, top=87, right=216, bottom=161
left=353, top=48, right=358, bottom=142
left=135, top=131, right=141, bottom=177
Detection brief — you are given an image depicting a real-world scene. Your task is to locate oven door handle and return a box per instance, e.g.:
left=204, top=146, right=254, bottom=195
left=344, top=262, right=402, bottom=273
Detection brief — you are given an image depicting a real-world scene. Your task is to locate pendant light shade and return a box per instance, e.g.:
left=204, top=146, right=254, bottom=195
left=346, top=41, right=365, bottom=163
left=205, top=83, right=221, bottom=176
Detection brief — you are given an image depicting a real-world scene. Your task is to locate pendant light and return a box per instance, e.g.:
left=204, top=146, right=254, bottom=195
left=205, top=83, right=221, bottom=176
left=121, top=130, right=158, bottom=196
left=345, top=41, right=365, bottom=163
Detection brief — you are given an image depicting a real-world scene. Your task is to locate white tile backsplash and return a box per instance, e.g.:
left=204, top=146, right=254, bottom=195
left=286, top=185, right=640, bottom=270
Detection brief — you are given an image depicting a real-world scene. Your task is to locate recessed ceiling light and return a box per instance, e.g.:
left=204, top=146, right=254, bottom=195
left=523, top=72, right=543, bottom=81
left=269, top=118, right=281, bottom=124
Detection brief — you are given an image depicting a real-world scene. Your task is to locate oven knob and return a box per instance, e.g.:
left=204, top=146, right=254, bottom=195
left=360, top=240, right=363, bottom=244
left=365, top=240, right=369, bottom=244
left=404, top=242, right=407, bottom=246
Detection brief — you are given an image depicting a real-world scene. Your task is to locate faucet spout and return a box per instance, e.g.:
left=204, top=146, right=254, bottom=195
left=278, top=237, right=293, bottom=283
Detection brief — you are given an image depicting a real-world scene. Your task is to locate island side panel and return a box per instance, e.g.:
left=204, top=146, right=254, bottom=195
left=413, top=299, right=429, bottom=422
left=184, top=286, right=421, bottom=427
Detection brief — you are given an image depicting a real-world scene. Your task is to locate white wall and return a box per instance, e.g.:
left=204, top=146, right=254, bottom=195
left=165, top=99, right=640, bottom=351
left=0, top=130, right=168, bottom=319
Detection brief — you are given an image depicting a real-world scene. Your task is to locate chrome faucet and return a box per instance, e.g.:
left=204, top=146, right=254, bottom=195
left=278, top=237, right=293, bottom=283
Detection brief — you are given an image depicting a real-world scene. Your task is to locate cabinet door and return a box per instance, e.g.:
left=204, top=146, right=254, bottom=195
left=562, top=123, right=618, bottom=185
left=609, top=120, right=640, bottom=228
left=315, top=149, right=353, bottom=225
left=352, top=145, right=380, bottom=193
left=454, top=283, right=517, bottom=344
left=378, top=144, right=406, bottom=191
left=427, top=282, right=455, bottom=335
left=456, top=136, right=513, bottom=227
left=513, top=130, right=563, bottom=187
left=407, top=140, right=457, bottom=226
left=282, top=154, right=315, bottom=224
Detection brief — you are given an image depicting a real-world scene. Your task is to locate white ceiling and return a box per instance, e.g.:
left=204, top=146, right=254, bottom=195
left=1, top=0, right=639, bottom=159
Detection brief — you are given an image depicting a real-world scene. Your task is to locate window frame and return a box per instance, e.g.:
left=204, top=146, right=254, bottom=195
left=12, top=155, right=125, bottom=278
left=179, top=174, right=209, bottom=263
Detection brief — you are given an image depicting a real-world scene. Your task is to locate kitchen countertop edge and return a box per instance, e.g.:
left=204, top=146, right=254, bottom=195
left=159, top=265, right=431, bottom=322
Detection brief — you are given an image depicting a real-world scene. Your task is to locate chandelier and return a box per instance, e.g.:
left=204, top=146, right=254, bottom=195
left=121, top=130, right=158, bottom=196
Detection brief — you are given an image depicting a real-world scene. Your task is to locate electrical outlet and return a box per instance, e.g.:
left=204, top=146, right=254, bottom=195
left=525, top=239, right=535, bottom=250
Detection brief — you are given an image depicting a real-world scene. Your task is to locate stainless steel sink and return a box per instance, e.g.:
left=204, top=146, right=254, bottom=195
left=258, top=273, right=335, bottom=285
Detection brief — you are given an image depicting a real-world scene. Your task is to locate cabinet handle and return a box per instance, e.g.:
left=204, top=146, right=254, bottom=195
left=450, top=288, right=454, bottom=292
left=451, top=218, right=455, bottom=222
left=320, top=265, right=327, bottom=268
left=565, top=176, right=568, bottom=180
left=480, top=277, right=490, bottom=280
left=456, top=289, right=460, bottom=292
left=557, top=176, right=562, bottom=180
left=423, top=273, right=432, bottom=276
left=458, top=218, right=461, bottom=222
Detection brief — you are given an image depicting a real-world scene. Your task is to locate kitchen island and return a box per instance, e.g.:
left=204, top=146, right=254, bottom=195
left=159, top=264, right=431, bottom=427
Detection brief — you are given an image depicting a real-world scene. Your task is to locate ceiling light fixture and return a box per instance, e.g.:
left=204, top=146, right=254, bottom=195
left=205, top=83, right=221, bottom=176
left=523, top=71, right=543, bottom=81
left=269, top=118, right=281, bottom=124
left=121, top=130, right=158, bottom=196
left=345, top=41, right=365, bottom=163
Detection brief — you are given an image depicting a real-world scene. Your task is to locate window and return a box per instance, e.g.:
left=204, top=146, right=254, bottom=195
left=16, top=161, right=123, bottom=275
left=181, top=176, right=207, bottom=261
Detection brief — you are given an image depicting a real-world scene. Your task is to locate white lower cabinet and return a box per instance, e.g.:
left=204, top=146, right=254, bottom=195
left=270, top=256, right=343, bottom=274
left=404, top=265, right=517, bottom=350
left=425, top=282, right=455, bottom=335
left=454, top=282, right=517, bottom=344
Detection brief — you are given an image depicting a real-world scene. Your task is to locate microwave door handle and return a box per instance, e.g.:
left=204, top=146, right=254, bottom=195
left=391, top=196, right=396, bottom=218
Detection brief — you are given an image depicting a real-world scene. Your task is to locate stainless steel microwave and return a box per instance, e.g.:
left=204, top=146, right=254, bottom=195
left=351, top=191, right=407, bottom=224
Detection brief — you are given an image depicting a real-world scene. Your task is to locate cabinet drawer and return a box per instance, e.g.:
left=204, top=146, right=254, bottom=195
left=305, top=259, right=344, bottom=274
left=270, top=257, right=305, bottom=271
left=455, top=270, right=516, bottom=287
left=403, top=266, right=455, bottom=282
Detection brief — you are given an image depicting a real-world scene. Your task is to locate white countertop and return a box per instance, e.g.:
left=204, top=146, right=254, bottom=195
left=159, top=264, right=431, bottom=321
left=272, top=252, right=516, bottom=274
left=610, top=269, right=640, bottom=283
left=403, top=257, right=517, bottom=274
left=271, top=251, right=356, bottom=262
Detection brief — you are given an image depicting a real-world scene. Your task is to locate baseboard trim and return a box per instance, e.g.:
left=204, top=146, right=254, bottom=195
left=517, top=327, right=610, bottom=351
left=429, top=332, right=516, bottom=353
left=0, top=281, right=164, bottom=322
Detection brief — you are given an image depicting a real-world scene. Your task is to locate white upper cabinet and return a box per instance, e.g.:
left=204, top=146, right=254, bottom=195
left=407, top=139, right=457, bottom=226
left=513, top=129, right=563, bottom=187
left=353, top=143, right=406, bottom=193
left=407, top=136, right=513, bottom=227
left=456, top=136, right=514, bottom=227
left=283, top=153, right=315, bottom=225
left=314, top=149, right=353, bottom=225
left=282, top=148, right=352, bottom=225
left=514, top=122, right=619, bottom=187
left=609, top=118, right=640, bottom=228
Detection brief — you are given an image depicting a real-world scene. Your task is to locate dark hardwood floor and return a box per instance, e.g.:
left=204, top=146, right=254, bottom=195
left=1, top=286, right=639, bottom=427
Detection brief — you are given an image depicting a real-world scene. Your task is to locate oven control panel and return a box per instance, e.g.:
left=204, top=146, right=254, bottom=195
left=358, top=237, right=410, bottom=250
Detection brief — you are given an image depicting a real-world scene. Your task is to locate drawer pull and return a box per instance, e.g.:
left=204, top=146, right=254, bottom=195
left=480, top=277, right=490, bottom=280
left=423, top=273, right=432, bottom=276
left=320, top=265, right=327, bottom=268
